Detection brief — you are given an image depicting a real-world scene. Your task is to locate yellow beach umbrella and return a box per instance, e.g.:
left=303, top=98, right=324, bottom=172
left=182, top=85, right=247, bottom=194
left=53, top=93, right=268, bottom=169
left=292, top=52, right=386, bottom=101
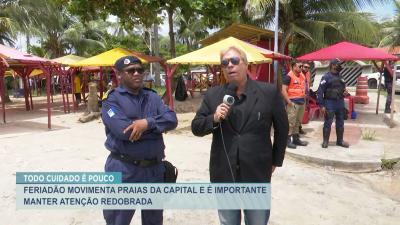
left=30, top=69, right=43, bottom=76
left=167, top=37, right=273, bottom=65
left=70, top=48, right=164, bottom=67
left=27, top=55, right=88, bottom=76
left=52, top=54, right=86, bottom=65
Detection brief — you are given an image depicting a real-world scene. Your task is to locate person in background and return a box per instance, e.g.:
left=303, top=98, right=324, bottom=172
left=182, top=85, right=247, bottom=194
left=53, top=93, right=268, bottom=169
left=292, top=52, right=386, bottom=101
left=282, top=60, right=309, bottom=149
left=74, top=74, right=82, bottom=106
left=317, top=59, right=349, bottom=148
left=383, top=62, right=394, bottom=113
left=299, top=62, right=312, bottom=135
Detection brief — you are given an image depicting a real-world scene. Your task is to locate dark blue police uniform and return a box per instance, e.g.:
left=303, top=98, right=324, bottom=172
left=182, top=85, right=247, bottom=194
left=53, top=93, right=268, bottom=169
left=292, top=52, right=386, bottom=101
left=317, top=71, right=346, bottom=129
left=101, top=85, right=177, bottom=225
left=317, top=71, right=348, bottom=148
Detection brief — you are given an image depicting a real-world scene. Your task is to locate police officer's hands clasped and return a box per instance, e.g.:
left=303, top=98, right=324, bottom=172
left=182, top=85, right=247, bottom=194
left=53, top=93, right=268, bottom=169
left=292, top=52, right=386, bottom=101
left=123, top=119, right=148, bottom=142
left=213, top=103, right=230, bottom=123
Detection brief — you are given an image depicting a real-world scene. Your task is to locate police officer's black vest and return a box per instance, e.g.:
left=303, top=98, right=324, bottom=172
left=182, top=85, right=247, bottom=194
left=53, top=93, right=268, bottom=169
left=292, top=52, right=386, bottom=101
left=324, top=75, right=345, bottom=100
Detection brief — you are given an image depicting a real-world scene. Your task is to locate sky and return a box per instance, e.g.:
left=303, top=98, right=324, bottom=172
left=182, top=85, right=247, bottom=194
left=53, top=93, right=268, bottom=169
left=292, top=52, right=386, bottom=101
left=15, top=1, right=398, bottom=52
left=360, top=0, right=397, bottom=21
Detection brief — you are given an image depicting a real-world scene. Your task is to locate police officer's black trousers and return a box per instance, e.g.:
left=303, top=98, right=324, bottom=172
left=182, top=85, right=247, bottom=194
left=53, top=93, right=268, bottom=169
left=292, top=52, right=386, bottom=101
left=103, top=155, right=164, bottom=225
left=385, top=83, right=392, bottom=113
left=323, top=108, right=345, bottom=129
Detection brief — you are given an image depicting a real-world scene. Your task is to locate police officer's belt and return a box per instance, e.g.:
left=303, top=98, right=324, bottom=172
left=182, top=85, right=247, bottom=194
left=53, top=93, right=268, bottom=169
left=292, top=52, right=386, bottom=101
left=110, top=152, right=160, bottom=167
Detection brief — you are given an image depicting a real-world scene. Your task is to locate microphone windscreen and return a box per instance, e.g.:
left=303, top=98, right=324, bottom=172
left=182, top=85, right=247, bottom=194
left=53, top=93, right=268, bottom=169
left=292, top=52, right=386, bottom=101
left=226, top=83, right=237, bottom=97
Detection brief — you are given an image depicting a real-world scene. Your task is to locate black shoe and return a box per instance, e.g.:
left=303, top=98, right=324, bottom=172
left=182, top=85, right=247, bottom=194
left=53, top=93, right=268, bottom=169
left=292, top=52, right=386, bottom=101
left=292, top=134, right=308, bottom=146
left=322, top=128, right=330, bottom=148
left=336, top=141, right=349, bottom=148
left=287, top=135, right=297, bottom=149
left=336, top=127, right=349, bottom=148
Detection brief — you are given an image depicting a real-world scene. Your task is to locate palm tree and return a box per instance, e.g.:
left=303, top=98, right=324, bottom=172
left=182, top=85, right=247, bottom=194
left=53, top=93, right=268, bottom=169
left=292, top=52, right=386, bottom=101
left=245, top=0, right=385, bottom=55
left=63, top=20, right=107, bottom=57
left=0, top=1, right=20, bottom=46
left=14, top=0, right=106, bottom=58
left=6, top=0, right=49, bottom=51
left=175, top=11, right=209, bottom=51
left=379, top=0, right=400, bottom=48
left=0, top=16, right=15, bottom=46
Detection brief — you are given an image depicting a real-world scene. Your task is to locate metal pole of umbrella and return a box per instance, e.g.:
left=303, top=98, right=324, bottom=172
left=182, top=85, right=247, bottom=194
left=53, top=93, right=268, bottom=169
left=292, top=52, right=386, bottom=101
left=273, top=0, right=279, bottom=85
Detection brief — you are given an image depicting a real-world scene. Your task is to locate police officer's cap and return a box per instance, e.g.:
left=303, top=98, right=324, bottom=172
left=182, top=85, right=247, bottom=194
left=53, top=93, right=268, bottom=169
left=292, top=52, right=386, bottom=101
left=114, top=56, right=142, bottom=72
left=329, top=58, right=343, bottom=66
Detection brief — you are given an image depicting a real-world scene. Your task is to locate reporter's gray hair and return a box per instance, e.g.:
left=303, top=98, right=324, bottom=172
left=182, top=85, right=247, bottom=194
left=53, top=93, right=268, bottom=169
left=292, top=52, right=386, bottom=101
left=220, top=46, right=248, bottom=65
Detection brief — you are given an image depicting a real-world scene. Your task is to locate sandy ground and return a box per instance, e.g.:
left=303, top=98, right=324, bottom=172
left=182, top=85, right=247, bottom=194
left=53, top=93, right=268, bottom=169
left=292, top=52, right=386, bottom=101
left=0, top=94, right=400, bottom=225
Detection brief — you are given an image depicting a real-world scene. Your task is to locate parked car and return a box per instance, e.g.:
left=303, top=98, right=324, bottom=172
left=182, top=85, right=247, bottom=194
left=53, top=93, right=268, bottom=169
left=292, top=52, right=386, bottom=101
left=365, top=72, right=382, bottom=89
left=364, top=65, right=400, bottom=93
left=395, top=79, right=400, bottom=94
left=395, top=65, right=400, bottom=94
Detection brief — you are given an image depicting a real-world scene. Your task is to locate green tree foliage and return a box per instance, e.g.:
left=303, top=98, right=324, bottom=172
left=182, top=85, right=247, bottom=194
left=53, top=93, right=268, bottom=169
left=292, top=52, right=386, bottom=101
left=0, top=15, right=15, bottom=46
left=0, top=1, right=21, bottom=46
left=175, top=10, right=209, bottom=51
left=62, top=20, right=107, bottom=57
left=245, top=0, right=387, bottom=56
left=192, top=0, right=249, bottom=28
left=103, top=33, right=149, bottom=54
left=28, top=45, right=46, bottom=57
left=62, top=0, right=195, bottom=58
left=379, top=0, right=400, bottom=48
left=65, top=0, right=162, bottom=28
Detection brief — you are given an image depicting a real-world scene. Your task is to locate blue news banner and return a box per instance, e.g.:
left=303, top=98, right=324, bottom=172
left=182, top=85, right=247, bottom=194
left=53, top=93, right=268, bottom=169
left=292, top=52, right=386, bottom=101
left=16, top=172, right=271, bottom=210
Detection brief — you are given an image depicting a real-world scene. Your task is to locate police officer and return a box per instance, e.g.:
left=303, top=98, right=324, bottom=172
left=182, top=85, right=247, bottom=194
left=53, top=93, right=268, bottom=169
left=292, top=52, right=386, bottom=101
left=317, top=59, right=349, bottom=148
left=101, top=56, right=178, bottom=225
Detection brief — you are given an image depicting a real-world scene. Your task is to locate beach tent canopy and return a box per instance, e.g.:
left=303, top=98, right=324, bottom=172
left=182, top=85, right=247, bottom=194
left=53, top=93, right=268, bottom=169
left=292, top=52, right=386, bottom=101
left=297, top=41, right=398, bottom=61
left=51, top=54, right=99, bottom=71
left=297, top=41, right=399, bottom=125
left=52, top=54, right=86, bottom=65
left=70, top=48, right=164, bottom=67
left=167, top=37, right=290, bottom=65
left=0, top=44, right=53, bottom=66
left=199, top=23, right=277, bottom=46
left=374, top=46, right=400, bottom=55
left=0, top=44, right=58, bottom=128
left=28, top=54, right=90, bottom=76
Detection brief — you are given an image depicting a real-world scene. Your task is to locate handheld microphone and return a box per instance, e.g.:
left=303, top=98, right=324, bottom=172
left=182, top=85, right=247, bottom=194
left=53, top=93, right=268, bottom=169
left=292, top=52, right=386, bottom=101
left=223, top=83, right=237, bottom=106
left=220, top=83, right=237, bottom=121
left=223, top=95, right=235, bottom=106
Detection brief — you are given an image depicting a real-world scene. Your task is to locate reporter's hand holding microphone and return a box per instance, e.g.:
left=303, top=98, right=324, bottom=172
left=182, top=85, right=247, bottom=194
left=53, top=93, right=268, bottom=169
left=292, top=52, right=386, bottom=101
left=213, top=84, right=236, bottom=123
left=213, top=103, right=230, bottom=123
